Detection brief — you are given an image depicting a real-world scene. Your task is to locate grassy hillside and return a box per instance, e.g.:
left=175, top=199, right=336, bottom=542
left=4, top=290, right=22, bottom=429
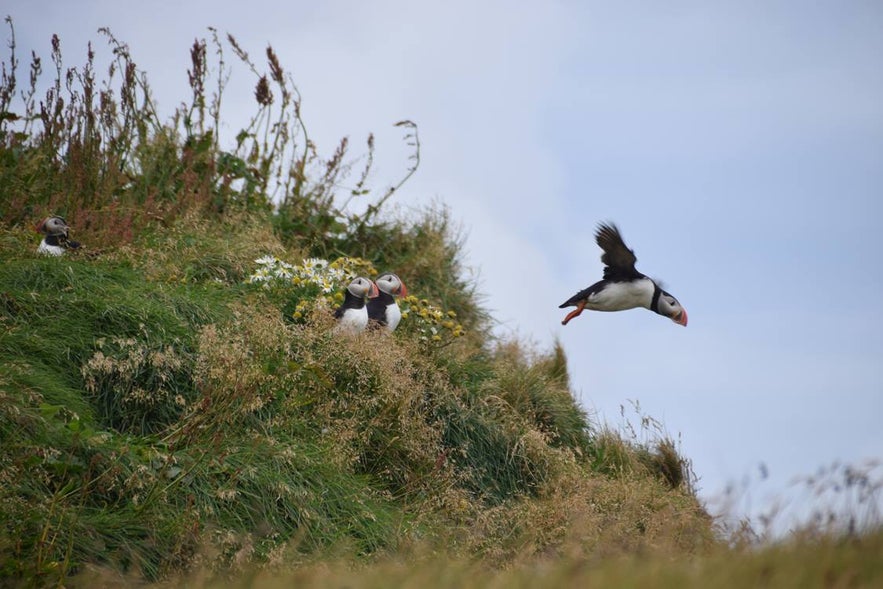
left=0, top=207, right=712, bottom=584
left=1, top=20, right=879, bottom=588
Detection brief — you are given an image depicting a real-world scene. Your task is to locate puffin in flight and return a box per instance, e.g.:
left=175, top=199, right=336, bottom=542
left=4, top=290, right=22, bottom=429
left=334, top=277, right=380, bottom=334
left=368, top=273, right=408, bottom=332
left=559, top=223, right=687, bottom=327
left=36, top=216, right=81, bottom=256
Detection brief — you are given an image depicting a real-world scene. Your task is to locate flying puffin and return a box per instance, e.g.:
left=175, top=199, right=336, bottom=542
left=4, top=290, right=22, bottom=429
left=367, top=273, right=408, bottom=332
left=36, top=216, right=81, bottom=256
left=559, top=223, right=688, bottom=327
left=334, top=277, right=380, bottom=334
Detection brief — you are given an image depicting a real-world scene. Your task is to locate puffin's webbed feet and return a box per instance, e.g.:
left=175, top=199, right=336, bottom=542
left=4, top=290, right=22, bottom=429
left=561, top=301, right=586, bottom=326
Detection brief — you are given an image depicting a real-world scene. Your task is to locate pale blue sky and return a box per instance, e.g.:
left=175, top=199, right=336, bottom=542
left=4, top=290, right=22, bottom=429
left=11, top=1, right=883, bottom=530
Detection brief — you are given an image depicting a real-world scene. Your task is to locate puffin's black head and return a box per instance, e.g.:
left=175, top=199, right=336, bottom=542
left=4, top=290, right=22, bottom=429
left=36, top=216, right=70, bottom=237
left=374, top=273, right=408, bottom=297
left=653, top=286, right=688, bottom=327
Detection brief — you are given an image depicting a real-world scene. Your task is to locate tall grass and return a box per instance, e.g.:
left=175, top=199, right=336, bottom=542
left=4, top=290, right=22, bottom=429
left=0, top=17, right=418, bottom=254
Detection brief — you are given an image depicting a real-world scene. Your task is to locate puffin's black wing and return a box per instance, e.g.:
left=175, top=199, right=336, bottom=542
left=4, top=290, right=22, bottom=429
left=367, top=293, right=392, bottom=325
left=596, top=223, right=642, bottom=281
left=559, top=281, right=604, bottom=308
left=333, top=294, right=352, bottom=319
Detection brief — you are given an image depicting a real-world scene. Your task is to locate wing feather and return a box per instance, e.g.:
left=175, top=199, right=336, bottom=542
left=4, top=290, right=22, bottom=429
left=595, top=222, right=641, bottom=281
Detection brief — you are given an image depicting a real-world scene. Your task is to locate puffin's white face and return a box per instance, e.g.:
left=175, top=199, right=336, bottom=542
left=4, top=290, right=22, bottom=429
left=375, top=273, right=407, bottom=297
left=347, top=277, right=380, bottom=299
left=38, top=216, right=70, bottom=236
left=657, top=290, right=688, bottom=326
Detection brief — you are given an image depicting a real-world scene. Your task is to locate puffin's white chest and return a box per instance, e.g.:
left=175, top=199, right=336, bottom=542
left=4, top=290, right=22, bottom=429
left=586, top=279, right=655, bottom=312
left=37, top=239, right=66, bottom=256
left=383, top=302, right=402, bottom=331
left=335, top=307, right=369, bottom=334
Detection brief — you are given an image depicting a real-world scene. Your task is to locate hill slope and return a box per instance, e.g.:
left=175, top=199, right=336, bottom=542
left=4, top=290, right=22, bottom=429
left=0, top=211, right=713, bottom=585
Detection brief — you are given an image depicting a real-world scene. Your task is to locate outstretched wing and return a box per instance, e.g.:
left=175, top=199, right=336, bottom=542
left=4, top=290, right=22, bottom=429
left=595, top=223, right=641, bottom=281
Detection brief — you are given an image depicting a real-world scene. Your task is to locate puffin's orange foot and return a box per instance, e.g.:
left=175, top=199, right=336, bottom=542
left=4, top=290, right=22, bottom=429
left=561, top=301, right=586, bottom=326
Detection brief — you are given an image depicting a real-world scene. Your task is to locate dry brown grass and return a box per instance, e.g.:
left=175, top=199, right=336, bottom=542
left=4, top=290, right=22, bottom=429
left=460, top=467, right=713, bottom=566
left=124, top=515, right=883, bottom=589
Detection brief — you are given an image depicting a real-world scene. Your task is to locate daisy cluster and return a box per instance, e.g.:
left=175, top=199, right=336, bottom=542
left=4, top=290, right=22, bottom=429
left=248, top=255, right=376, bottom=292
left=247, top=255, right=378, bottom=319
left=246, top=256, right=377, bottom=294
left=399, top=295, right=465, bottom=343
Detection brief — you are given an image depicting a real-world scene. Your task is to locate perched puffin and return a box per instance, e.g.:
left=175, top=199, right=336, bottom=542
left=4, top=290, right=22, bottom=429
left=334, top=277, right=380, bottom=334
left=559, top=223, right=688, bottom=327
left=36, top=216, right=80, bottom=256
left=368, top=273, right=408, bottom=332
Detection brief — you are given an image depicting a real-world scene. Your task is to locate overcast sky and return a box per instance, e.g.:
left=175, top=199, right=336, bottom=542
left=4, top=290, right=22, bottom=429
left=10, top=1, right=883, bottom=531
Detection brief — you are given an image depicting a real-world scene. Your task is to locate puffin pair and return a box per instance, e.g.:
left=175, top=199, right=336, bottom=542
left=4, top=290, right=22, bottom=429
left=559, top=223, right=687, bottom=327
left=36, top=216, right=80, bottom=256
left=333, top=273, right=408, bottom=334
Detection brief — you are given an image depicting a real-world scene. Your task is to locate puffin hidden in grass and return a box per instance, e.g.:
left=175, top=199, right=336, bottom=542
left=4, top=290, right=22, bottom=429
left=36, top=216, right=81, bottom=256
left=368, top=273, right=408, bottom=332
left=334, top=276, right=380, bottom=334
left=559, top=223, right=688, bottom=327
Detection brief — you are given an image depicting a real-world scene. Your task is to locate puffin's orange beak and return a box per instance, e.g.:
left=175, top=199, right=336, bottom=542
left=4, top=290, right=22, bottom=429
left=398, top=282, right=408, bottom=297
left=368, top=281, right=380, bottom=298
left=673, top=309, right=688, bottom=327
